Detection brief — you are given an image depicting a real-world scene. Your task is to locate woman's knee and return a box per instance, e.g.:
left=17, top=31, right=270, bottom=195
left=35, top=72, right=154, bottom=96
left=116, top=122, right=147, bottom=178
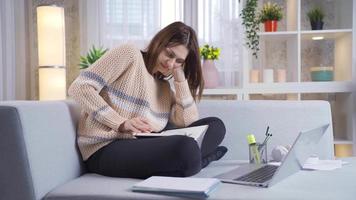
left=205, top=117, right=226, bottom=137
left=170, top=135, right=202, bottom=176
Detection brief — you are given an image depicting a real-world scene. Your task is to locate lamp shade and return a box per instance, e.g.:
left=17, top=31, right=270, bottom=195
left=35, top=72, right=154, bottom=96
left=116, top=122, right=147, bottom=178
left=37, top=6, right=65, bottom=67
left=37, top=5, right=66, bottom=100
left=39, top=67, right=66, bottom=100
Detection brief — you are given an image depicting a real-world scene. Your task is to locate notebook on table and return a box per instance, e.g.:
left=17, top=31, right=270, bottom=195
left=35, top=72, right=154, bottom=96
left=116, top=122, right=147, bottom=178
left=215, top=124, right=329, bottom=188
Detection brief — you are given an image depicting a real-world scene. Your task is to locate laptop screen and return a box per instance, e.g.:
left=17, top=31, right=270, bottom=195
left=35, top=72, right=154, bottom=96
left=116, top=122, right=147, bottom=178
left=268, top=124, right=329, bottom=186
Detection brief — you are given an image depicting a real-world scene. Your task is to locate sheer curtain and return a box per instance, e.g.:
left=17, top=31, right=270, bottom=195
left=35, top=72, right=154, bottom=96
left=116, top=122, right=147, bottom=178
left=197, top=0, right=243, bottom=87
left=81, top=0, right=243, bottom=87
left=0, top=0, right=28, bottom=100
left=82, top=0, right=183, bottom=51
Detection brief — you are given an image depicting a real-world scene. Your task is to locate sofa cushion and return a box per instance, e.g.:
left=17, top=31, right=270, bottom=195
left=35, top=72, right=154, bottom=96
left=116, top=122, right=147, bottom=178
left=44, top=160, right=240, bottom=200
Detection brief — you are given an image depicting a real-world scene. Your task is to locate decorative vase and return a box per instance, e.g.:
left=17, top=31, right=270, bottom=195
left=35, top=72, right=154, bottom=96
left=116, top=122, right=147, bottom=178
left=264, top=20, right=278, bottom=32
left=310, top=21, right=324, bottom=30
left=202, top=59, right=219, bottom=88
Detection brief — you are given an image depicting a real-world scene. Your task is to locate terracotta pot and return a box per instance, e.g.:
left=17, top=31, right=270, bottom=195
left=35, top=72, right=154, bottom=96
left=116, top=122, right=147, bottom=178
left=264, top=20, right=278, bottom=32
left=202, top=60, right=219, bottom=88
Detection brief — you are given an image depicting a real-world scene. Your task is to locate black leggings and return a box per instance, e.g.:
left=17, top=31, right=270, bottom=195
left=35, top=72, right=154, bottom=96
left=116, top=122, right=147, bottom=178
left=85, top=117, right=226, bottom=179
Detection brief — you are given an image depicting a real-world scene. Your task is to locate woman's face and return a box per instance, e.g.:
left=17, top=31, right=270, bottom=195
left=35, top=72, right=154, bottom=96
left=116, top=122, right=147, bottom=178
left=153, top=44, right=189, bottom=77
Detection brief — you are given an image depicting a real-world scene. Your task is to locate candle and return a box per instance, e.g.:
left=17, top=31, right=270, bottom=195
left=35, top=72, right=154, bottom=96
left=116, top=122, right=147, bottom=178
left=250, top=69, right=260, bottom=83
left=263, top=69, right=274, bottom=83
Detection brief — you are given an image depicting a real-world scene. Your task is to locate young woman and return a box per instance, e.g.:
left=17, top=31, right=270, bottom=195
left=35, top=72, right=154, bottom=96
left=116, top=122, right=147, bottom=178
left=68, top=21, right=227, bottom=179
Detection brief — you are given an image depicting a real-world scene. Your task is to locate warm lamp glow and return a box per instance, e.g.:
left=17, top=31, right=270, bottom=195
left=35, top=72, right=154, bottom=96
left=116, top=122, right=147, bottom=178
left=37, top=5, right=66, bottom=100
left=39, top=68, right=66, bottom=100
left=37, top=6, right=65, bottom=66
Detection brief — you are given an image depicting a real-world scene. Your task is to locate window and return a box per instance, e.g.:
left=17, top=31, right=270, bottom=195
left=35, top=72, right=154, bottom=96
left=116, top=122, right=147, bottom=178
left=198, top=0, right=242, bottom=87
left=83, top=0, right=242, bottom=87
left=87, top=0, right=183, bottom=49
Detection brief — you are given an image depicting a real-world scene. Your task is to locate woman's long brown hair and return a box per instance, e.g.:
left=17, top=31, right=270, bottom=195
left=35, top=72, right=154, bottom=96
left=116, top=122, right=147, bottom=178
left=142, top=21, right=204, bottom=101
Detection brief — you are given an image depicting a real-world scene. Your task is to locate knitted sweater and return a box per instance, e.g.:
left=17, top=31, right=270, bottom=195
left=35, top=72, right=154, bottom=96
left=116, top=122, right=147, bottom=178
left=68, top=44, right=199, bottom=161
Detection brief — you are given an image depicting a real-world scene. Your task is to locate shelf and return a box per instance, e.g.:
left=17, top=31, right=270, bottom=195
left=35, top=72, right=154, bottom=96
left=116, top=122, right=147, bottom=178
left=205, top=82, right=354, bottom=95
left=334, top=139, right=354, bottom=145
left=203, top=88, right=240, bottom=95
left=259, top=31, right=298, bottom=40
left=245, top=81, right=354, bottom=94
left=301, top=29, right=352, bottom=40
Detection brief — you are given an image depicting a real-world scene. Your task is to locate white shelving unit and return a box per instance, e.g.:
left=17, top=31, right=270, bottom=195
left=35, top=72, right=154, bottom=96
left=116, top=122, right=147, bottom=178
left=202, top=0, right=356, bottom=157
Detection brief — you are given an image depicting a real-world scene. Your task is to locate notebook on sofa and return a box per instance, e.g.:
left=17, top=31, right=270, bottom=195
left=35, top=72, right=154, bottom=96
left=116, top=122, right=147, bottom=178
left=131, top=176, right=221, bottom=199
left=134, top=125, right=208, bottom=148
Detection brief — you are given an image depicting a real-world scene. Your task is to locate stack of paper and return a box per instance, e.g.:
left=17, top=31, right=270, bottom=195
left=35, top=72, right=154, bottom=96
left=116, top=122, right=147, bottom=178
left=131, top=176, right=221, bottom=199
left=303, top=157, right=344, bottom=171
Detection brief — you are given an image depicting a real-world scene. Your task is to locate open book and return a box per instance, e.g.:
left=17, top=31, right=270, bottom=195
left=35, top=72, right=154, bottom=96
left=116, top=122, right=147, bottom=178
left=131, top=176, right=221, bottom=199
left=133, top=125, right=209, bottom=148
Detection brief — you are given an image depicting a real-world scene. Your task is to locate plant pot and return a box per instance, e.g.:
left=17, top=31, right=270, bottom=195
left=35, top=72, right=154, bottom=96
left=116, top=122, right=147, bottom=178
left=264, top=20, right=278, bottom=32
left=202, top=60, right=219, bottom=88
left=310, top=21, right=324, bottom=30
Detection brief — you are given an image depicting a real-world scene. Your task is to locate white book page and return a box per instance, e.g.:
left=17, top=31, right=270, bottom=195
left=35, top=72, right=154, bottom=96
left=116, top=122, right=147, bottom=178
left=133, top=125, right=208, bottom=148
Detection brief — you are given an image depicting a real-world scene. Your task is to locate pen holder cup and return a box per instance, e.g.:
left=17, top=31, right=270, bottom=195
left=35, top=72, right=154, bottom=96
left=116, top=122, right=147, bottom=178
left=249, top=143, right=268, bottom=164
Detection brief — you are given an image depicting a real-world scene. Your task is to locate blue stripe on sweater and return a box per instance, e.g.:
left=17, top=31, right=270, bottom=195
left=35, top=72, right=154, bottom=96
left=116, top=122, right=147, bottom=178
left=81, top=71, right=170, bottom=120
left=92, top=105, right=109, bottom=119
left=81, top=71, right=106, bottom=87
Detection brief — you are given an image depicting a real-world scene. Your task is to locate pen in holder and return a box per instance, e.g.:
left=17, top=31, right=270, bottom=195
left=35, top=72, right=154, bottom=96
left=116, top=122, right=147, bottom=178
left=247, top=127, right=272, bottom=164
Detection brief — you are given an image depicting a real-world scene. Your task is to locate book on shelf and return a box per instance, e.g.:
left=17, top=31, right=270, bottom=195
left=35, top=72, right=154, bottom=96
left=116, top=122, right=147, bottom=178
left=133, top=125, right=209, bottom=148
left=131, top=176, right=221, bottom=199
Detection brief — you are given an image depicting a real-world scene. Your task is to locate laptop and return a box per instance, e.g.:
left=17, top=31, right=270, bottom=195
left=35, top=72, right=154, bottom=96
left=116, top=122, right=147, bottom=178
left=215, top=124, right=330, bottom=188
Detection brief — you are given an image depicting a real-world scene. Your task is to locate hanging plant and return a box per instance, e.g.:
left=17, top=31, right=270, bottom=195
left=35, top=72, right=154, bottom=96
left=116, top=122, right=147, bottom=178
left=241, top=0, right=260, bottom=59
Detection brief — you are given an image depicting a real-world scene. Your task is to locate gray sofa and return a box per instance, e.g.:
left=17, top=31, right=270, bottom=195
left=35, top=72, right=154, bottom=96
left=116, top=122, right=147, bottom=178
left=0, top=100, right=334, bottom=200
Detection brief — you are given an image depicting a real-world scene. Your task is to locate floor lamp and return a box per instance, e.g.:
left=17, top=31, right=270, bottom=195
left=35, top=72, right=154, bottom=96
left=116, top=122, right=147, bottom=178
left=37, top=5, right=66, bottom=100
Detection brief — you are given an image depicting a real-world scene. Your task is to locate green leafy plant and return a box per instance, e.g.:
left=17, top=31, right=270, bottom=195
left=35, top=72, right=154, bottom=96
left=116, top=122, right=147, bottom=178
left=258, top=2, right=283, bottom=23
left=79, top=46, right=108, bottom=69
left=307, top=7, right=324, bottom=23
left=199, top=44, right=221, bottom=60
left=241, top=0, right=260, bottom=59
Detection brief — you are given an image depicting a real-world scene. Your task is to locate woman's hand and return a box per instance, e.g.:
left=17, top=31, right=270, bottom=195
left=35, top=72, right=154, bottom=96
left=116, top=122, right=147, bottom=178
left=119, top=117, right=154, bottom=133
left=172, top=66, right=185, bottom=82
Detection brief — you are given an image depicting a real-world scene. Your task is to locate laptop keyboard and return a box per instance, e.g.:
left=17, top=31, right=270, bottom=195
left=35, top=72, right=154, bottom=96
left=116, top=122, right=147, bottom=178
left=234, top=165, right=279, bottom=183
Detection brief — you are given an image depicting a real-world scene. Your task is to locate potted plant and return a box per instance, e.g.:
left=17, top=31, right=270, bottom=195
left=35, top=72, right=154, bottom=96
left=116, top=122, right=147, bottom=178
left=199, top=44, right=221, bottom=88
left=258, top=2, right=283, bottom=32
left=79, top=46, right=108, bottom=69
left=307, top=7, right=325, bottom=30
left=241, top=0, right=260, bottom=59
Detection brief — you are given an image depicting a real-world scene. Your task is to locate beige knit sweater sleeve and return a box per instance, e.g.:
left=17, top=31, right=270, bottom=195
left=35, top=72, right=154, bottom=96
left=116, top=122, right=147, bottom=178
left=68, top=44, right=138, bottom=131
left=169, top=80, right=199, bottom=127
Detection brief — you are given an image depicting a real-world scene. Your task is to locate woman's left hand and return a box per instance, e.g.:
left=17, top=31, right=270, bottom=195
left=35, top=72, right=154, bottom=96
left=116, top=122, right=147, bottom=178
left=172, top=66, right=185, bottom=82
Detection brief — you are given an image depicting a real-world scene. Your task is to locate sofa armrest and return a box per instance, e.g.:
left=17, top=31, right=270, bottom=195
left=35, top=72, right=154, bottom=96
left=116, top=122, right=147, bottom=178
left=0, top=106, right=36, bottom=200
